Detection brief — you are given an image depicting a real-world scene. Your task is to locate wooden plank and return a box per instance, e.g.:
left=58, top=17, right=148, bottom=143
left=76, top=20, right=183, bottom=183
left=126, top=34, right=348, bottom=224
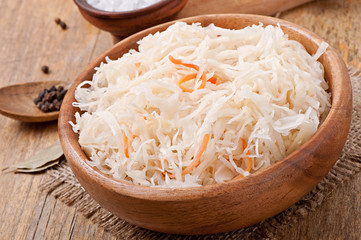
left=0, top=0, right=111, bottom=239
left=281, top=0, right=361, bottom=69
left=0, top=0, right=360, bottom=239
left=69, top=212, right=116, bottom=240
left=178, top=0, right=313, bottom=18
left=0, top=0, right=101, bottom=88
left=281, top=174, right=361, bottom=239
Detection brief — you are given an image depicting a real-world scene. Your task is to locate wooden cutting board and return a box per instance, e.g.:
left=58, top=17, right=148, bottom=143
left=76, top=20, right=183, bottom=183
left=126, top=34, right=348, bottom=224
left=178, top=0, right=313, bottom=18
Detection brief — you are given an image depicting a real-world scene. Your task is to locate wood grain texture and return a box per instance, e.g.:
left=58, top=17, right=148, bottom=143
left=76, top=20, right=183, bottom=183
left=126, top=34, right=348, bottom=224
left=178, top=0, right=313, bottom=18
left=0, top=0, right=360, bottom=239
left=58, top=14, right=351, bottom=235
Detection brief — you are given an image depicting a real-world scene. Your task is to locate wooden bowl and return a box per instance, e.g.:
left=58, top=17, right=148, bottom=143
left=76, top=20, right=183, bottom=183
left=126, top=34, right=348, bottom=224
left=73, top=0, right=188, bottom=43
left=59, top=14, right=352, bottom=235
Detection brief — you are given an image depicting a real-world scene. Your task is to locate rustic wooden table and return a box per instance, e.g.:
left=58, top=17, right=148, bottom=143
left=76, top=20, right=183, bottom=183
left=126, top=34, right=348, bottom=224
left=0, top=0, right=360, bottom=239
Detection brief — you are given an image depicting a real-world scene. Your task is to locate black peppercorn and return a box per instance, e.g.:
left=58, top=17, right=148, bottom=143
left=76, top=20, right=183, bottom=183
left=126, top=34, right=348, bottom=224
left=59, top=21, right=67, bottom=30
left=54, top=18, right=61, bottom=25
left=53, top=99, right=61, bottom=110
left=49, top=86, right=56, bottom=92
left=34, top=85, right=68, bottom=113
left=42, top=92, right=51, bottom=102
left=39, top=90, right=46, bottom=99
left=40, top=104, right=49, bottom=112
left=54, top=17, right=67, bottom=30
left=48, top=103, right=55, bottom=111
left=33, top=96, right=41, bottom=104
left=41, top=65, right=49, bottom=74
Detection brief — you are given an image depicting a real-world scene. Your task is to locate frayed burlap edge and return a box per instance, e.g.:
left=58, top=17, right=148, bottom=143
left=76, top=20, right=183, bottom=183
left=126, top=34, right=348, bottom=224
left=41, top=66, right=361, bottom=240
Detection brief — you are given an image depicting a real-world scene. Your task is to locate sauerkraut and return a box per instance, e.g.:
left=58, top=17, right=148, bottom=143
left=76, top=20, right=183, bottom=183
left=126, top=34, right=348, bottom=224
left=71, top=22, right=331, bottom=187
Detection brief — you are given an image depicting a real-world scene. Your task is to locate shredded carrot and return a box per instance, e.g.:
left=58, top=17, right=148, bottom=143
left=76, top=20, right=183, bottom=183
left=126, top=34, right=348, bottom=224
left=168, top=55, right=199, bottom=71
left=169, top=55, right=219, bottom=92
left=177, top=73, right=197, bottom=92
left=207, top=76, right=220, bottom=85
left=198, top=72, right=207, bottom=89
left=135, top=62, right=141, bottom=68
left=177, top=73, right=207, bottom=92
left=182, top=134, right=210, bottom=176
left=241, top=138, right=247, bottom=150
left=123, top=133, right=129, bottom=158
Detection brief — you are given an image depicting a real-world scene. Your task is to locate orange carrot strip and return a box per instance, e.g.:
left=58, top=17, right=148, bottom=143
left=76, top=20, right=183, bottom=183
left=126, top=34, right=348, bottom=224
left=208, top=77, right=220, bottom=85
left=169, top=55, right=212, bottom=91
left=241, top=138, right=247, bottom=151
left=182, top=134, right=210, bottom=176
left=168, top=55, right=199, bottom=71
left=207, top=77, right=217, bottom=84
left=124, top=133, right=129, bottom=158
left=178, top=73, right=208, bottom=92
left=178, top=73, right=198, bottom=92
left=198, top=72, right=207, bottom=89
left=135, top=62, right=141, bottom=68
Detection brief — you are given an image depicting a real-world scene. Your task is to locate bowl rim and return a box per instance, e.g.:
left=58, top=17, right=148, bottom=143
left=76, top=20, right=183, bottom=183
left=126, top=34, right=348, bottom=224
left=73, top=0, right=183, bottom=18
left=59, top=14, right=352, bottom=202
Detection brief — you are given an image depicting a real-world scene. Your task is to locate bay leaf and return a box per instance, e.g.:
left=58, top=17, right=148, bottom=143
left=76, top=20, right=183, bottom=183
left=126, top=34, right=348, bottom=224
left=12, top=140, right=63, bottom=169
left=15, top=159, right=61, bottom=173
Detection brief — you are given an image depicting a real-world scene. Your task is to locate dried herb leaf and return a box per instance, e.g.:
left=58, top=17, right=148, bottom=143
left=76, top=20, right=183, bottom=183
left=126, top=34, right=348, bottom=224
left=12, top=140, right=63, bottom=169
left=15, top=159, right=61, bottom=173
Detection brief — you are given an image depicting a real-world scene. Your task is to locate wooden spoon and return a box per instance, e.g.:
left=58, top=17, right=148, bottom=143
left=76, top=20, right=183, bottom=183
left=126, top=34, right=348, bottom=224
left=0, top=81, right=68, bottom=122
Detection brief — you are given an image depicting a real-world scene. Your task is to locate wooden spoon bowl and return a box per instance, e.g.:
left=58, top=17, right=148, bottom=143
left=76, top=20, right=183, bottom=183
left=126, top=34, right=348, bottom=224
left=59, top=14, right=352, bottom=235
left=0, top=81, right=66, bottom=122
left=73, top=0, right=188, bottom=43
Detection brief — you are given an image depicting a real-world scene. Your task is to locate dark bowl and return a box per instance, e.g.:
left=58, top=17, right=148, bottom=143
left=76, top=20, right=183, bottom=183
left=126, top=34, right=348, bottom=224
left=73, top=0, right=188, bottom=42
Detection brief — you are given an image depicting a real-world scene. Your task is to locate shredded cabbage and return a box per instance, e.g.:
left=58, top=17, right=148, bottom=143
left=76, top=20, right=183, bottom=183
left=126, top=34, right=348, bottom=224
left=71, top=22, right=331, bottom=187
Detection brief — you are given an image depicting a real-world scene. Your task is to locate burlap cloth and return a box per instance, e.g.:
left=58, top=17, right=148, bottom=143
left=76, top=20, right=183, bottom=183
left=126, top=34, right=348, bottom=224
left=42, top=66, right=361, bottom=239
